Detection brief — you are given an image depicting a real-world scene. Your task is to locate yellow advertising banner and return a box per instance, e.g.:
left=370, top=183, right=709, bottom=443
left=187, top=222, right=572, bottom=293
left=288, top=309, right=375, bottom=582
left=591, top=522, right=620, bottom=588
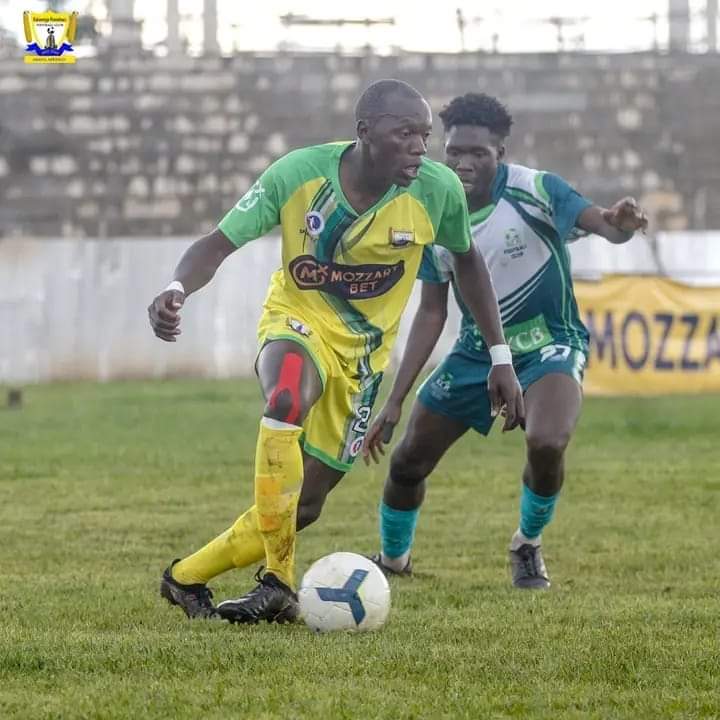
left=575, top=276, right=720, bottom=395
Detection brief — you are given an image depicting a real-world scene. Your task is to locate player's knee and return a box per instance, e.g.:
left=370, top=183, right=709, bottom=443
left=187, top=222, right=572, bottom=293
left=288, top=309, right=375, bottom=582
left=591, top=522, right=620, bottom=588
left=264, top=391, right=299, bottom=423
left=297, top=480, right=332, bottom=531
left=297, top=495, right=323, bottom=531
left=389, top=441, right=435, bottom=486
left=265, top=351, right=306, bottom=424
left=526, top=429, right=569, bottom=465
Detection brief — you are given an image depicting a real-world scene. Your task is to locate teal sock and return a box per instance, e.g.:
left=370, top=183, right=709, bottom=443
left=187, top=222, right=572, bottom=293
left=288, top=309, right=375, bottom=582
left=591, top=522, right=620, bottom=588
left=380, top=501, right=420, bottom=559
left=519, top=484, right=559, bottom=539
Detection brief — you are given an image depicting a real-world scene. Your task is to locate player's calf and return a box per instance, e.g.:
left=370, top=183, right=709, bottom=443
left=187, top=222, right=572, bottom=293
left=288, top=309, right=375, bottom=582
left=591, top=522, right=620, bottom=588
left=384, top=444, right=432, bottom=508
left=373, top=444, right=433, bottom=574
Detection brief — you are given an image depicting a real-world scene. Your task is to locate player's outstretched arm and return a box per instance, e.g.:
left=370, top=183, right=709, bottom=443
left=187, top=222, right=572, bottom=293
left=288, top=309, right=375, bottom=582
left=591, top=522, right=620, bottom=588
left=578, top=197, right=649, bottom=245
left=362, top=281, right=449, bottom=465
left=147, top=228, right=237, bottom=342
left=452, top=244, right=525, bottom=431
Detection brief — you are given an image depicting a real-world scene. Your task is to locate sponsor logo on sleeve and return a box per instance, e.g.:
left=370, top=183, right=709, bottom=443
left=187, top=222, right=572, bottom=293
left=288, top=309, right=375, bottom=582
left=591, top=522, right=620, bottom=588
left=305, top=211, right=325, bottom=237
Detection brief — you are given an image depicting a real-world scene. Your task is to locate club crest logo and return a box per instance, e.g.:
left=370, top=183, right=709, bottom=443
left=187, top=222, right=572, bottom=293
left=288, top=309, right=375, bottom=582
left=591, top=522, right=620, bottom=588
left=23, top=11, right=78, bottom=64
left=286, top=317, right=312, bottom=337
left=389, top=229, right=414, bottom=248
left=235, top=180, right=265, bottom=212
left=431, top=371, right=454, bottom=398
left=503, top=228, right=527, bottom=259
left=305, top=211, right=325, bottom=237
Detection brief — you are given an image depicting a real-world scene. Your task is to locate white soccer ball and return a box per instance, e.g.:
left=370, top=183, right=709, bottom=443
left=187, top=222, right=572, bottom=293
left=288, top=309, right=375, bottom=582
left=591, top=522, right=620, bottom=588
left=298, top=552, right=391, bottom=633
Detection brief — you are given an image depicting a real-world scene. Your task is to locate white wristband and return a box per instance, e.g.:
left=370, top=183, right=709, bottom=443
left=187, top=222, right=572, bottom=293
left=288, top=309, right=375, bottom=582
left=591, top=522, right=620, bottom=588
left=489, top=344, right=513, bottom=366
left=164, top=280, right=185, bottom=294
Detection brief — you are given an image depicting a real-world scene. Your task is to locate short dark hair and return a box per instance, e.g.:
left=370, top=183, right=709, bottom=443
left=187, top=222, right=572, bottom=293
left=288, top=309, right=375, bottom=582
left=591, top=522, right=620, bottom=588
left=439, top=93, right=513, bottom=138
left=355, top=79, right=424, bottom=121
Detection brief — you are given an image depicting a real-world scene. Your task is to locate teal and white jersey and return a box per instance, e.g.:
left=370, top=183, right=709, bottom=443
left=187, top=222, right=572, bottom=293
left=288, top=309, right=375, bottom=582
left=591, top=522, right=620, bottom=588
left=419, top=163, right=592, bottom=357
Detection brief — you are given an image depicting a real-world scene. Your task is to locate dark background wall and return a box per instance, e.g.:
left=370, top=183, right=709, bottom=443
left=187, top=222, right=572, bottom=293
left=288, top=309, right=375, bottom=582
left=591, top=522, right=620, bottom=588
left=2, top=50, right=718, bottom=237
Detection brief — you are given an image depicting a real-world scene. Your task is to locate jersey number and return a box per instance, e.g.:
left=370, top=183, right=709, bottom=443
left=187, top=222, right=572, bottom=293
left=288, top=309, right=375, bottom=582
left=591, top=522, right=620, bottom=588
left=540, top=344, right=571, bottom=363
left=351, top=405, right=372, bottom=435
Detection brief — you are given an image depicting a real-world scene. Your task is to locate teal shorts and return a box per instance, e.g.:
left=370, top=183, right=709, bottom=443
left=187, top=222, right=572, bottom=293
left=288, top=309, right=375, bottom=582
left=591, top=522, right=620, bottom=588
left=417, top=342, right=587, bottom=435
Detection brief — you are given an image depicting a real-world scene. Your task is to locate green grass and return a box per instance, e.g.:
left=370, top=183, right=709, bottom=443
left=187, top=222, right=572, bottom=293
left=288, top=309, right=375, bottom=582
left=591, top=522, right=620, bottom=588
left=1, top=380, right=718, bottom=720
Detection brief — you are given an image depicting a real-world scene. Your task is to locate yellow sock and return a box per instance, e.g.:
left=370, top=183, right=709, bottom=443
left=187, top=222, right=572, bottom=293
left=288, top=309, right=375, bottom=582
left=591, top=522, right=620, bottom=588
left=172, top=506, right=265, bottom=585
left=254, top=418, right=303, bottom=589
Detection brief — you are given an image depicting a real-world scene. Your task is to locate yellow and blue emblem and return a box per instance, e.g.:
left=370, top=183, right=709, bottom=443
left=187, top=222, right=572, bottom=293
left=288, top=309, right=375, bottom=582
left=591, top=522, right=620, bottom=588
left=23, top=10, right=78, bottom=64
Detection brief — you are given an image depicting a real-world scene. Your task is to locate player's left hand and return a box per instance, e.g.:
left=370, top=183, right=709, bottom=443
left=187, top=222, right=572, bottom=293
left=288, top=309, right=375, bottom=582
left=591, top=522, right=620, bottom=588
left=488, top=364, right=525, bottom=432
left=602, top=197, right=648, bottom=234
left=362, top=399, right=402, bottom=466
left=148, top=288, right=185, bottom=342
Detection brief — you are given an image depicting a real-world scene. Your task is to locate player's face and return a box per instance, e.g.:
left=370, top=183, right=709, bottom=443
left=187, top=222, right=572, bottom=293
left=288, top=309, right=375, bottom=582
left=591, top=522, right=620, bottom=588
left=444, top=125, right=504, bottom=202
left=360, top=96, right=433, bottom=187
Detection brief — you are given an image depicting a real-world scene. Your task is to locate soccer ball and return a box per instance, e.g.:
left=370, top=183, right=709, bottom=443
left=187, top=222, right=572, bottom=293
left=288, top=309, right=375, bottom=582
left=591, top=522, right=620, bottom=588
left=298, top=552, right=391, bottom=633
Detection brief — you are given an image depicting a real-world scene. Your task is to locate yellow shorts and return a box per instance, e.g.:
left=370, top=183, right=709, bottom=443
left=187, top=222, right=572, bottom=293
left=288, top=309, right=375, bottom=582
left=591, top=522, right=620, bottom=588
left=257, top=306, right=383, bottom=472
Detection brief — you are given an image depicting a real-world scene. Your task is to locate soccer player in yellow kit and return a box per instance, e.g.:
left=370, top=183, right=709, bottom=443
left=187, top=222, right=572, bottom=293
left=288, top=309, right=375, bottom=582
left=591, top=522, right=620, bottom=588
left=147, top=79, right=524, bottom=624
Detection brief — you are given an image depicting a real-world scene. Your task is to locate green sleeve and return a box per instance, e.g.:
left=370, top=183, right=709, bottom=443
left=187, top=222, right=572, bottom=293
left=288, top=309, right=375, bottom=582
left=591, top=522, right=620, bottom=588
left=540, top=172, right=593, bottom=243
left=433, top=170, right=472, bottom=254
left=217, top=161, right=284, bottom=248
left=418, top=246, right=453, bottom=283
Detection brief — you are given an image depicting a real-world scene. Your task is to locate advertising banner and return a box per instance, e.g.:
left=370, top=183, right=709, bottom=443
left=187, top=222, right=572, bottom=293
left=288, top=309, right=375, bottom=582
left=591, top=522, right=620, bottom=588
left=576, top=276, right=720, bottom=395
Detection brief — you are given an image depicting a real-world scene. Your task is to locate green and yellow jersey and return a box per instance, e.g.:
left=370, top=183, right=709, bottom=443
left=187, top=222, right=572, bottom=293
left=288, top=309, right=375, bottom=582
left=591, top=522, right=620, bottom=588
left=219, top=141, right=471, bottom=377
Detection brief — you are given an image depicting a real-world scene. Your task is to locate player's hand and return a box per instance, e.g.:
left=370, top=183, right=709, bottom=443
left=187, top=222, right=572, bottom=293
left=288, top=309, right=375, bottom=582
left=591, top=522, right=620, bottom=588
left=602, top=197, right=648, bottom=234
left=488, top=364, right=525, bottom=432
left=362, top=400, right=402, bottom=466
left=148, top=289, right=185, bottom=342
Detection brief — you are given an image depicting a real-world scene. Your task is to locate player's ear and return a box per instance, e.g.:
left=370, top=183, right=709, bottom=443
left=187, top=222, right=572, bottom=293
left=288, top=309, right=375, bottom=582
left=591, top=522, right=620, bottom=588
left=357, top=119, right=370, bottom=144
left=497, top=143, right=506, bottom=162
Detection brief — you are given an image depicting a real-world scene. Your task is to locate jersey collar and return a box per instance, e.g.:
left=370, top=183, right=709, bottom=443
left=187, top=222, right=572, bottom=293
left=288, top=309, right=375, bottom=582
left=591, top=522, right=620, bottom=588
left=491, top=163, right=508, bottom=202
left=332, top=141, right=400, bottom=218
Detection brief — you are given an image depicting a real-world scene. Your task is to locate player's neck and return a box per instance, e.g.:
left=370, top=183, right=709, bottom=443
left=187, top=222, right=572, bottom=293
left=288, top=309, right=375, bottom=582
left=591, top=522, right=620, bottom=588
left=467, top=190, right=494, bottom=215
left=466, top=169, right=497, bottom=214
left=340, top=144, right=394, bottom=215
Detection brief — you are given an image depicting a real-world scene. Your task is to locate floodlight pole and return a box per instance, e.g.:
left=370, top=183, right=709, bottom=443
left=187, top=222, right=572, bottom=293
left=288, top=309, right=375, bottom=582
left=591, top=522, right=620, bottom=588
left=668, top=0, right=690, bottom=51
left=456, top=8, right=466, bottom=52
left=708, top=0, right=718, bottom=52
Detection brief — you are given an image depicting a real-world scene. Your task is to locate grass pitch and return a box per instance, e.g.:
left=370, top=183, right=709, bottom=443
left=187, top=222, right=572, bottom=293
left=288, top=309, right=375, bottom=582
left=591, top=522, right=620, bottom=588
left=1, top=380, right=718, bottom=719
